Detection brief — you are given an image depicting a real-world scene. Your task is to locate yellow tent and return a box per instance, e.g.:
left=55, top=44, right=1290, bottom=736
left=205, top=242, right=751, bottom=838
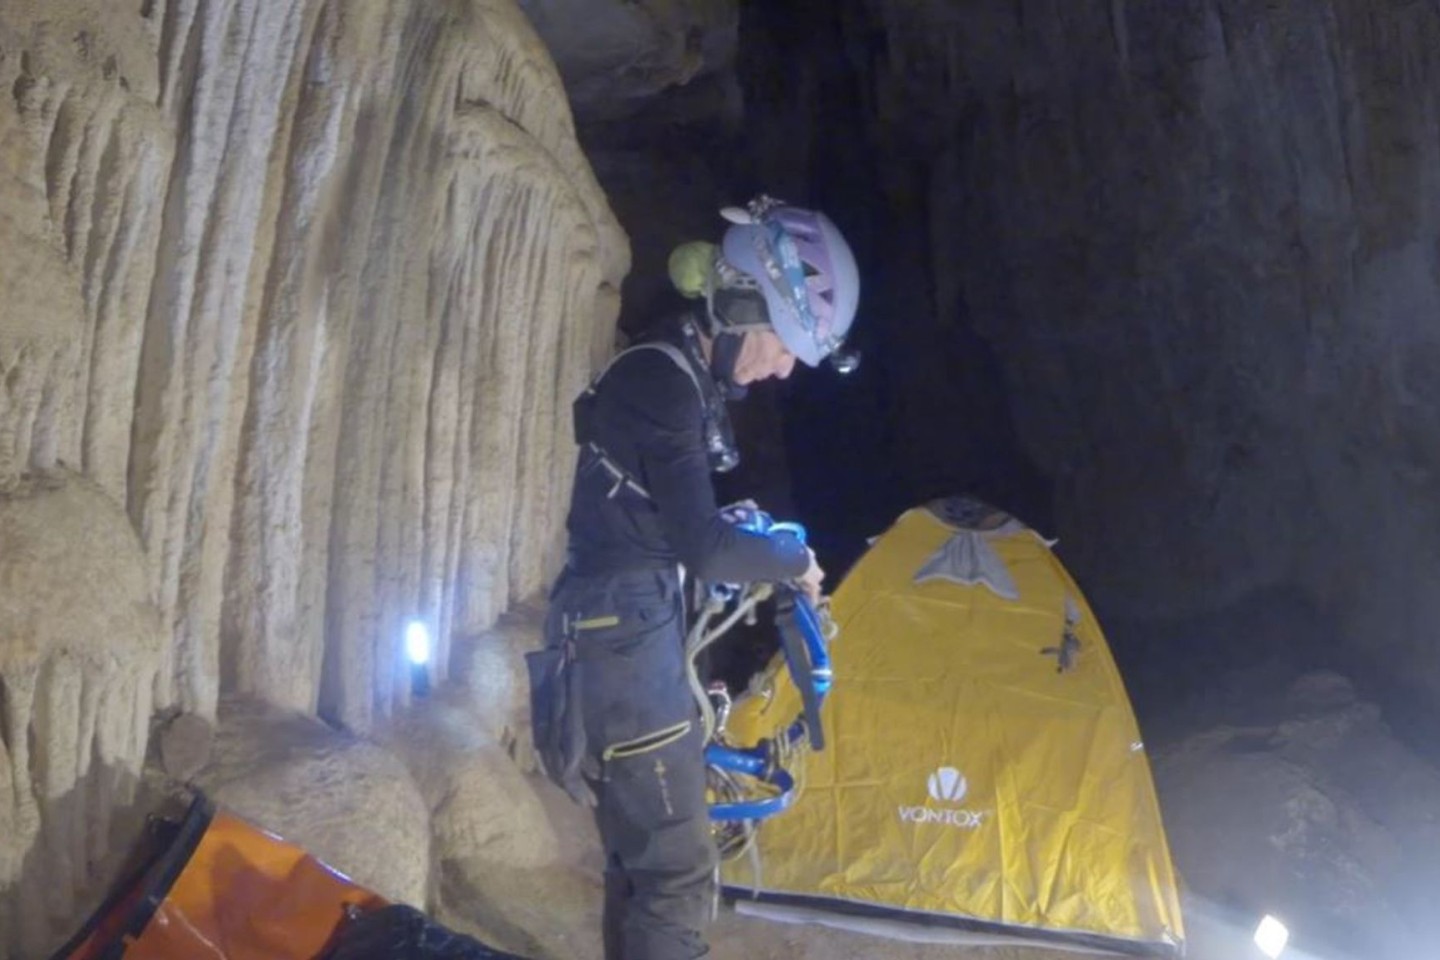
left=720, top=497, right=1184, bottom=956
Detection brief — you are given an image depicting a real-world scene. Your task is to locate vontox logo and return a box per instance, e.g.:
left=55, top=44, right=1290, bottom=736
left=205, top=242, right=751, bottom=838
left=927, top=765, right=968, bottom=803
left=898, top=766, right=987, bottom=830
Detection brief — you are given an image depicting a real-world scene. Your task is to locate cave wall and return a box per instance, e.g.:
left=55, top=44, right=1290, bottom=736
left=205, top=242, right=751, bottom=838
left=516, top=0, right=738, bottom=122
left=0, top=475, right=163, bottom=952
left=518, top=0, right=1440, bottom=708
left=0, top=1, right=625, bottom=950
left=754, top=0, right=1440, bottom=695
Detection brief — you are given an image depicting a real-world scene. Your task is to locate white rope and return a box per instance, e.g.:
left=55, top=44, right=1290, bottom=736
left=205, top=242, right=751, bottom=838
left=685, top=582, right=773, bottom=741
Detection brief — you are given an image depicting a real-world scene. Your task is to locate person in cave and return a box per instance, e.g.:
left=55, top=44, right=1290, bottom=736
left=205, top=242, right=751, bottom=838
left=528, top=195, right=861, bottom=960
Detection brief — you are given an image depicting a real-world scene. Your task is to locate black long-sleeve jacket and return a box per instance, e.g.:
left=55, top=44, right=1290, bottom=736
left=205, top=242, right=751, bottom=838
left=564, top=333, right=809, bottom=584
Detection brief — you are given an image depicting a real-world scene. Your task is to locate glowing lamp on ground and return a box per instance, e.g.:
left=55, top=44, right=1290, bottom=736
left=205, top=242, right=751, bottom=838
left=1253, top=915, right=1289, bottom=959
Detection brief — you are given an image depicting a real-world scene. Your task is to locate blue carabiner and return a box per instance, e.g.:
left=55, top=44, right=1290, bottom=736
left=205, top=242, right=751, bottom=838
left=705, top=588, right=833, bottom=824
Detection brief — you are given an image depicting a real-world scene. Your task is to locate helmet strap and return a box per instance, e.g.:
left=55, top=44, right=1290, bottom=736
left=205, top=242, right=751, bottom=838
left=676, top=313, right=743, bottom=468
left=710, top=287, right=771, bottom=333
left=709, top=330, right=749, bottom=401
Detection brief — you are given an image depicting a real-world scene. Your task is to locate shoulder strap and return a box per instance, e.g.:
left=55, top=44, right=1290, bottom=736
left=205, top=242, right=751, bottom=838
left=576, top=342, right=707, bottom=506
left=592, top=341, right=703, bottom=402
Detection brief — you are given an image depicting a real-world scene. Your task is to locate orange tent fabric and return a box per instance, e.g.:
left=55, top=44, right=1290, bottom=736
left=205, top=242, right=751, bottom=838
left=57, top=798, right=384, bottom=960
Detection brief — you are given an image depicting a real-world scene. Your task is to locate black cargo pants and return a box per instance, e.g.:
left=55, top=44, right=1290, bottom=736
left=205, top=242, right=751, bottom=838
left=539, top=568, right=716, bottom=960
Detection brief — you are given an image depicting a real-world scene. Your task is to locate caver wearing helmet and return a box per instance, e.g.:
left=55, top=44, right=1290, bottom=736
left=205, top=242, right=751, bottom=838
left=536, top=195, right=862, bottom=960
left=670, top=195, right=863, bottom=380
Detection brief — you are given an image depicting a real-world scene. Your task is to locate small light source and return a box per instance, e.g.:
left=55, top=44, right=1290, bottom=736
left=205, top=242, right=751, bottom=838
left=405, top=620, right=431, bottom=667
left=1253, top=915, right=1289, bottom=959
left=829, top=348, right=861, bottom=375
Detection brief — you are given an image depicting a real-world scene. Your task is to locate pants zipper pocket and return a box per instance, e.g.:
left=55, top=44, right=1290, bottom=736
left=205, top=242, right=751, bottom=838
left=571, top=614, right=621, bottom=631
left=602, top=720, right=692, bottom=762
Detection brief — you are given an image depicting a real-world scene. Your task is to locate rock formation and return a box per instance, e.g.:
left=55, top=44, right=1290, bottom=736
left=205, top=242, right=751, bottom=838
left=1154, top=671, right=1440, bottom=960
left=196, top=697, right=431, bottom=906
left=8, top=0, right=1440, bottom=956
left=0, top=0, right=625, bottom=953
left=517, top=0, right=738, bottom=122
left=727, top=0, right=1440, bottom=706
left=0, top=473, right=163, bottom=956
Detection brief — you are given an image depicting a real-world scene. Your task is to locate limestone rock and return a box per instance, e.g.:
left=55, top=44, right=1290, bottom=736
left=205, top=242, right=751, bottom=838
left=375, top=685, right=570, bottom=955
left=729, top=1, right=1440, bottom=711
left=0, top=472, right=163, bottom=959
left=196, top=696, right=431, bottom=907
left=921, top=0, right=1440, bottom=631
left=0, top=86, right=85, bottom=486
left=430, top=744, right=601, bottom=960
left=0, top=0, right=627, bottom=736
left=0, top=0, right=630, bottom=946
left=1153, top=672, right=1440, bottom=960
left=157, top=711, right=214, bottom=782
left=451, top=603, right=547, bottom=771
left=518, top=0, right=738, bottom=121
left=382, top=688, right=560, bottom=873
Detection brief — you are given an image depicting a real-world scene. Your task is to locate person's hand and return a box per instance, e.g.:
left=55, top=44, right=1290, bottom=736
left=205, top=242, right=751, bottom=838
left=720, top=499, right=761, bottom=527
left=796, top=547, right=825, bottom=605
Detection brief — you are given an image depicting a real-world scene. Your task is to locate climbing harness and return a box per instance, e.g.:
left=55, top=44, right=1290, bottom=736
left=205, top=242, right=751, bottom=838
left=682, top=508, right=837, bottom=864
left=572, top=316, right=740, bottom=484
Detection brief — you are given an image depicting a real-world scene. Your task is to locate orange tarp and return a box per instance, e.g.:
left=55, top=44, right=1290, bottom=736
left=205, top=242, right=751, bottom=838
left=63, top=811, right=385, bottom=960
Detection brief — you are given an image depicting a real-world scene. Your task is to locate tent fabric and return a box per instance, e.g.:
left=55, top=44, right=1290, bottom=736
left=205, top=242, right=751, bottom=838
left=912, top=529, right=1022, bottom=600
left=720, top=500, right=1184, bottom=956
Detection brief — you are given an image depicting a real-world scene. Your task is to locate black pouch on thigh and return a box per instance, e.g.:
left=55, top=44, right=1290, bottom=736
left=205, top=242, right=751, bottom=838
left=526, top=612, right=601, bottom=806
